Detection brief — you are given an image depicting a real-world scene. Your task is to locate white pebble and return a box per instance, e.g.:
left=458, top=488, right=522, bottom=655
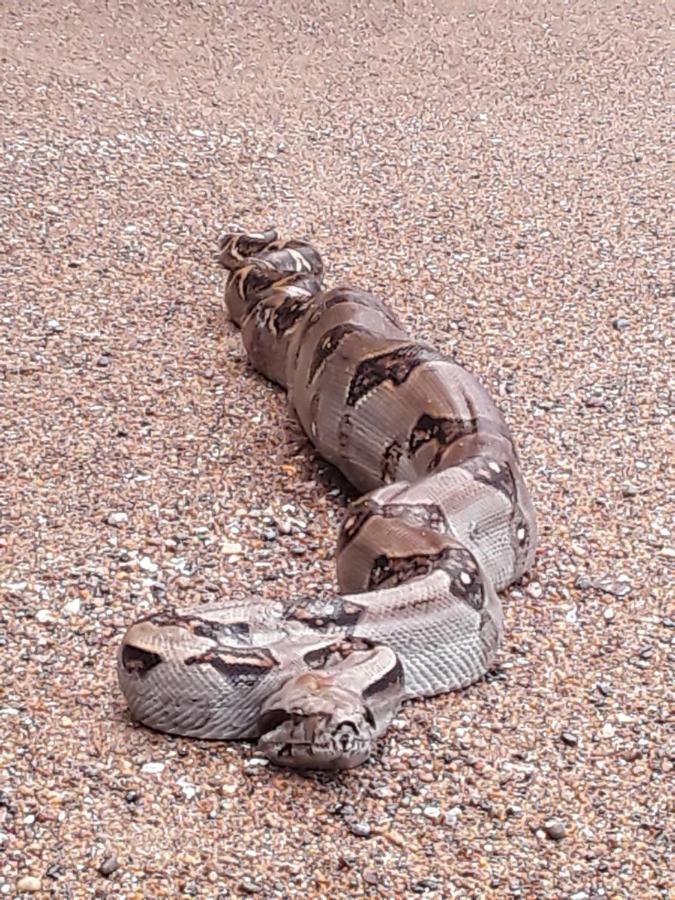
left=423, top=805, right=442, bottom=822
left=63, top=597, right=81, bottom=616
left=107, top=511, right=128, bottom=526
left=177, top=779, right=198, bottom=799
left=222, top=539, right=243, bottom=555
left=141, top=761, right=165, bottom=774
left=35, top=609, right=56, bottom=624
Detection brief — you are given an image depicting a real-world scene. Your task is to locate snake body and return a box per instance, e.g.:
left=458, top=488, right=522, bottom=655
left=117, top=229, right=537, bottom=769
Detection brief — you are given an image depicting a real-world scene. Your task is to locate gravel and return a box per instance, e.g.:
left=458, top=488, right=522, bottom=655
left=0, top=1, right=672, bottom=898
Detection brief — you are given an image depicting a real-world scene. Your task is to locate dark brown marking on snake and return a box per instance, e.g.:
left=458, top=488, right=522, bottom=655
left=363, top=656, right=405, bottom=700
left=440, top=546, right=485, bottom=611
left=321, top=289, right=402, bottom=329
left=308, top=323, right=370, bottom=384
left=347, top=344, right=441, bottom=407
left=511, top=518, right=532, bottom=569
left=303, top=644, right=341, bottom=670
left=337, top=412, right=352, bottom=451
left=339, top=500, right=447, bottom=557
left=138, top=610, right=251, bottom=644
left=380, top=501, right=447, bottom=534
left=233, top=230, right=277, bottom=258
left=461, top=455, right=517, bottom=504
left=193, top=620, right=250, bottom=642
left=381, top=440, right=403, bottom=483
left=273, top=295, right=314, bottom=333
left=243, top=265, right=279, bottom=299
left=267, top=240, right=323, bottom=277
left=121, top=645, right=162, bottom=677
left=185, top=647, right=276, bottom=682
left=309, top=391, right=321, bottom=435
left=367, top=547, right=455, bottom=590
left=290, top=301, right=324, bottom=370
left=337, top=499, right=379, bottom=552
left=234, top=266, right=252, bottom=303
left=408, top=413, right=478, bottom=469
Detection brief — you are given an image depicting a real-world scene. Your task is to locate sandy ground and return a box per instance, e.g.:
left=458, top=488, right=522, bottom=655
left=0, top=1, right=672, bottom=897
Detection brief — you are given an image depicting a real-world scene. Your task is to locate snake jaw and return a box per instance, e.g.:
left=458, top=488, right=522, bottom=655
left=256, top=674, right=376, bottom=770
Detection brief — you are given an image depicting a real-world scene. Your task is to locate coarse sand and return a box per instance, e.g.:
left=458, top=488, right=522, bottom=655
left=0, top=2, right=672, bottom=897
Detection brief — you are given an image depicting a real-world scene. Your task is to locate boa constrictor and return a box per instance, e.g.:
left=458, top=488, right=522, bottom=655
left=117, top=228, right=537, bottom=770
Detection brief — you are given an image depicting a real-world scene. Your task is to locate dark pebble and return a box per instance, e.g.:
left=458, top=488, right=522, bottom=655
left=560, top=731, right=579, bottom=747
left=543, top=818, right=566, bottom=841
left=412, top=877, right=439, bottom=893
left=239, top=879, right=262, bottom=894
left=125, top=789, right=141, bottom=803
left=348, top=820, right=372, bottom=837
left=98, top=856, right=119, bottom=877
left=612, top=317, right=630, bottom=331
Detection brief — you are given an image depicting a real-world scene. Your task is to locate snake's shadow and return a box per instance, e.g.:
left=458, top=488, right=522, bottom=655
left=283, top=408, right=360, bottom=509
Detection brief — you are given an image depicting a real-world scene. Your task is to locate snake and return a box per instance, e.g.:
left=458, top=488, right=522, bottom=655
left=117, top=228, right=537, bottom=770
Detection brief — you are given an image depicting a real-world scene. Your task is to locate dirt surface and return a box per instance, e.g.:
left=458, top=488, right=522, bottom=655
left=1, top=1, right=672, bottom=897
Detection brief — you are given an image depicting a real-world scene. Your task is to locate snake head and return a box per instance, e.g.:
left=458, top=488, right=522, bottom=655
left=256, top=642, right=404, bottom=770
left=256, top=672, right=377, bottom=770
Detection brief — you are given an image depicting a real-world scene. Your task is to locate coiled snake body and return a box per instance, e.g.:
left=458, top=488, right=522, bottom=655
left=117, top=229, right=537, bottom=769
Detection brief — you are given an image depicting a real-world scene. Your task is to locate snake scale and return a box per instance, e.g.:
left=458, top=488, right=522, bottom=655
left=117, top=228, right=537, bottom=770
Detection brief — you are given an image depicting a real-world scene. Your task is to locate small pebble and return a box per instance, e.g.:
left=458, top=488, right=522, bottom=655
left=422, top=805, right=442, bottom=822
left=138, top=555, right=158, bottom=574
left=348, top=821, right=372, bottom=837
left=17, top=876, right=42, bottom=893
left=98, top=856, right=119, bottom=877
left=222, top=539, right=243, bottom=554
left=62, top=597, right=81, bottom=616
left=543, top=818, right=567, bottom=841
left=560, top=731, right=579, bottom=747
left=106, top=511, right=129, bottom=526
left=35, top=609, right=56, bottom=624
